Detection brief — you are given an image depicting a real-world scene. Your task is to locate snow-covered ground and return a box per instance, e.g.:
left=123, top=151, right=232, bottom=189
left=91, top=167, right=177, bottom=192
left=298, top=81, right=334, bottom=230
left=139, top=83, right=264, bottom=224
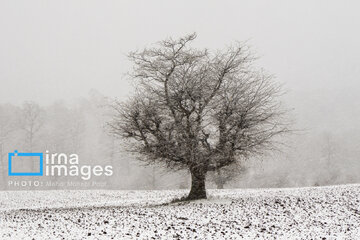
left=1, top=184, right=360, bottom=239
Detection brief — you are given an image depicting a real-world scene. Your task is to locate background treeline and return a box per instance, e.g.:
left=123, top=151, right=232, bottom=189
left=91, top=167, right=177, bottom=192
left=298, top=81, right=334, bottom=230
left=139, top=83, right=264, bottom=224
left=0, top=90, right=188, bottom=190
left=1, top=90, right=360, bottom=190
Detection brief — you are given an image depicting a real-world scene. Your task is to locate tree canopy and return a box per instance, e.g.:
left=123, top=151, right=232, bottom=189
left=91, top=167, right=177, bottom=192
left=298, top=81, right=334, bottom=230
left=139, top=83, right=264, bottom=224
left=110, top=33, right=289, bottom=199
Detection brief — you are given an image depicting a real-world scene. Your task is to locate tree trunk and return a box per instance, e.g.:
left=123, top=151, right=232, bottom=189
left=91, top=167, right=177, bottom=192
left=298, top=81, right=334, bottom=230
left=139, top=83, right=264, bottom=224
left=187, top=168, right=207, bottom=200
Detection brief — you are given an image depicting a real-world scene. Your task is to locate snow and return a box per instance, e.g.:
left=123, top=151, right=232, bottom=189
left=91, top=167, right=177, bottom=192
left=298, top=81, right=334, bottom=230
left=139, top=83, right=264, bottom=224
left=1, top=185, right=360, bottom=239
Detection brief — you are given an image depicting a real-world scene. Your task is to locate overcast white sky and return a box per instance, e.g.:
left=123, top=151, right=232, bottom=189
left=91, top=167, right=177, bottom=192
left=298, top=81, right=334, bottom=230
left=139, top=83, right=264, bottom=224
left=1, top=0, right=360, bottom=113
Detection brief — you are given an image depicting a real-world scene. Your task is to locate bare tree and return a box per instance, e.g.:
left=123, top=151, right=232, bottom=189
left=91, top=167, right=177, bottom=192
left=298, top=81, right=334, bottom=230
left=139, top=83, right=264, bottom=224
left=110, top=33, right=289, bottom=200
left=321, top=132, right=338, bottom=165
left=19, top=101, right=44, bottom=152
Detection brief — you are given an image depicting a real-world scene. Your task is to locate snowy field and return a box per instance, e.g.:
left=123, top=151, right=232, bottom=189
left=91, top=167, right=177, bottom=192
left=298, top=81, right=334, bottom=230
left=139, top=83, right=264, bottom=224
left=1, top=185, right=360, bottom=239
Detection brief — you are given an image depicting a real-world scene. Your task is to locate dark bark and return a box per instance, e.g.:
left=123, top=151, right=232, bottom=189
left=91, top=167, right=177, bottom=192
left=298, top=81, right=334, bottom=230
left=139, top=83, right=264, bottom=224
left=186, top=167, right=207, bottom=200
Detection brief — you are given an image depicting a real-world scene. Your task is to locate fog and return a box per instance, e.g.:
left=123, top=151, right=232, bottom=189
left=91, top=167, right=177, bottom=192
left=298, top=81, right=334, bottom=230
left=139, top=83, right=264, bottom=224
left=1, top=0, right=360, bottom=189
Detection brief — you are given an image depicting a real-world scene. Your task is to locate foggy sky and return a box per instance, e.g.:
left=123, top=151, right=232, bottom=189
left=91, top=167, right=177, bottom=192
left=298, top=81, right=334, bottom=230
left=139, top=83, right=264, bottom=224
left=1, top=0, right=360, bottom=133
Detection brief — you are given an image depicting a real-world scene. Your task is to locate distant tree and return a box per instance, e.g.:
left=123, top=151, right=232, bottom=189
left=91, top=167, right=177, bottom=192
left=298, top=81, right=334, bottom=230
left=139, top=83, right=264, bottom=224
left=209, top=162, right=246, bottom=189
left=19, top=101, right=44, bottom=153
left=317, top=132, right=339, bottom=185
left=110, top=34, right=289, bottom=200
left=321, top=132, right=338, bottom=165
